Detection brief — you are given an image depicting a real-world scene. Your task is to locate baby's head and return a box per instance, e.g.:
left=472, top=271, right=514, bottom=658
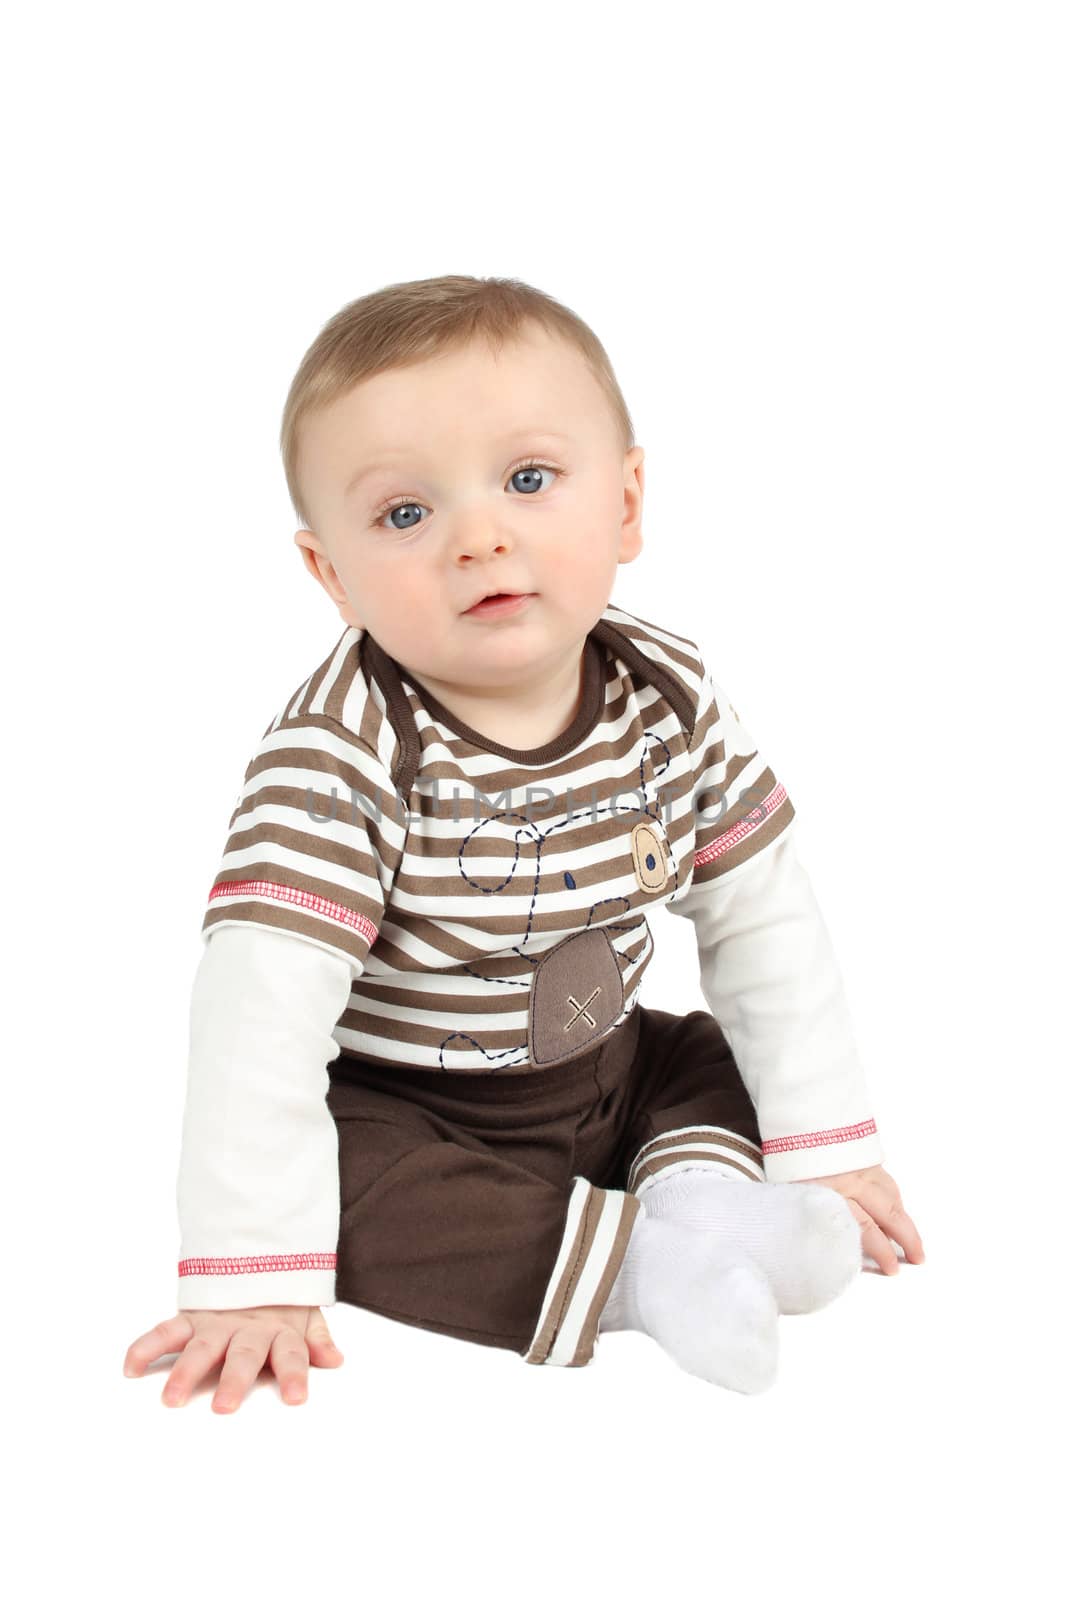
left=282, top=275, right=644, bottom=701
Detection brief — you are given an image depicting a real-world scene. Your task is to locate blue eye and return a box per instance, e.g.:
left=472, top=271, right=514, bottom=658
left=509, top=462, right=558, bottom=496
left=374, top=459, right=561, bottom=530
left=645, top=853, right=656, bottom=871
left=564, top=871, right=576, bottom=889
left=380, top=502, right=426, bottom=532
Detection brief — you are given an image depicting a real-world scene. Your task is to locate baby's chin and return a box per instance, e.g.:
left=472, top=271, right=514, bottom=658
left=422, top=616, right=581, bottom=665
left=374, top=595, right=602, bottom=664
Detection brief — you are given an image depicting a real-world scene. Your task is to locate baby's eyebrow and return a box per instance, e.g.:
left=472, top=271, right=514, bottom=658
left=344, top=430, right=572, bottom=497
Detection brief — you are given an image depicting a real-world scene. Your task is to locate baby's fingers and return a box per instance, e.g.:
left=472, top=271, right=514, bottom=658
left=847, top=1201, right=902, bottom=1276
left=123, top=1314, right=196, bottom=1377
left=266, top=1328, right=314, bottom=1407
left=859, top=1180, right=926, bottom=1267
left=211, top=1327, right=277, bottom=1414
left=163, top=1328, right=235, bottom=1407
left=304, top=1307, right=344, bottom=1369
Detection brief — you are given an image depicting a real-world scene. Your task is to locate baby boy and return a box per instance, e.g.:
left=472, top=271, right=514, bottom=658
left=123, top=275, right=924, bottom=1412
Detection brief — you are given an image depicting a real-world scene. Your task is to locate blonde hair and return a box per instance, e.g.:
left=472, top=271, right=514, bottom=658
left=279, top=274, right=636, bottom=529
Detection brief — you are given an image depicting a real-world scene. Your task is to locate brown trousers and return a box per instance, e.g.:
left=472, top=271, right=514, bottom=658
left=325, top=1003, right=765, bottom=1368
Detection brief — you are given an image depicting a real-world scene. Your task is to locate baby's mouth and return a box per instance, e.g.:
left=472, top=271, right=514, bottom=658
left=463, top=591, right=535, bottom=617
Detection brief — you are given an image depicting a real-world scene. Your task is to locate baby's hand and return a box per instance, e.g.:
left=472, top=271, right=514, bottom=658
left=122, top=1304, right=344, bottom=1412
left=792, top=1164, right=925, bottom=1277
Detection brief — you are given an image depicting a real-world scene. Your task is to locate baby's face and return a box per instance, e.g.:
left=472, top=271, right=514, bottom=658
left=293, top=323, right=644, bottom=698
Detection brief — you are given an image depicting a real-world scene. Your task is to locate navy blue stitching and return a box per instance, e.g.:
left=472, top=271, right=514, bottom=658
left=432, top=727, right=682, bottom=1066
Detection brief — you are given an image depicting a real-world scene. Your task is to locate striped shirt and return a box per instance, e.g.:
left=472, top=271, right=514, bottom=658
left=200, top=602, right=797, bottom=1072
left=178, top=601, right=884, bottom=1328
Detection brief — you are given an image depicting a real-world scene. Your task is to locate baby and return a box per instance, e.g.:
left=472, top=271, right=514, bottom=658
left=123, top=274, right=924, bottom=1411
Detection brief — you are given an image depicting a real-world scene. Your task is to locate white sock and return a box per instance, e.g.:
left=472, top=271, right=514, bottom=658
left=638, top=1166, right=862, bottom=1314
left=600, top=1204, right=779, bottom=1394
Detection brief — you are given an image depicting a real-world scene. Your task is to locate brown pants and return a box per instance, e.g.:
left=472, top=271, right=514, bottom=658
left=325, top=1003, right=765, bottom=1368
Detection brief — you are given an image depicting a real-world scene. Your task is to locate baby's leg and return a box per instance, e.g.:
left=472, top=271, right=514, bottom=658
left=594, top=1006, right=861, bottom=1388
left=617, top=1008, right=861, bottom=1313
left=636, top=1158, right=861, bottom=1314
left=325, top=1062, right=639, bottom=1368
left=600, top=1209, right=781, bottom=1393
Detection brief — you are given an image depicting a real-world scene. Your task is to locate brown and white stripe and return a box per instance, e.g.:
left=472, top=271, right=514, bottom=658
left=627, top=1124, right=766, bottom=1197
left=200, top=603, right=796, bottom=1072
left=522, top=1178, right=642, bottom=1366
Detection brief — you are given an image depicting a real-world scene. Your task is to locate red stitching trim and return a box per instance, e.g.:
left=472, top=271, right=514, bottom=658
left=207, top=879, right=378, bottom=942
left=693, top=781, right=789, bottom=869
left=761, top=1119, right=877, bottom=1154
left=178, top=1252, right=337, bottom=1278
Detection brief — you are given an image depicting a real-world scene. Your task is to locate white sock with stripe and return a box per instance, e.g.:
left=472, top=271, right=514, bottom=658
left=638, top=1166, right=863, bottom=1314
left=599, top=1205, right=779, bottom=1394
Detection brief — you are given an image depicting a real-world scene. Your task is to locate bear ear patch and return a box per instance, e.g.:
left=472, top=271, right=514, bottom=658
left=630, top=822, right=669, bottom=893
left=527, top=927, right=624, bottom=1067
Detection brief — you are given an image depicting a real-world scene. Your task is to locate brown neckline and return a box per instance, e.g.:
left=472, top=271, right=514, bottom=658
left=387, top=631, right=608, bottom=763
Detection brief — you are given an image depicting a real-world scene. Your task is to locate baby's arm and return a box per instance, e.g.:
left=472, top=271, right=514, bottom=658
left=176, top=923, right=354, bottom=1309
left=124, top=691, right=402, bottom=1408
left=665, top=657, right=922, bottom=1272
left=675, top=829, right=883, bottom=1180
left=123, top=924, right=356, bottom=1410
left=673, top=830, right=923, bottom=1271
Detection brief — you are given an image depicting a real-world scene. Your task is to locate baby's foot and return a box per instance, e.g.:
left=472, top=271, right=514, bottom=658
left=600, top=1206, right=779, bottom=1394
left=638, top=1167, right=862, bottom=1314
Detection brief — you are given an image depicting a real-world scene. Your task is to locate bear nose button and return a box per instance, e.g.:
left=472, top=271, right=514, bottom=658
left=631, top=822, right=668, bottom=892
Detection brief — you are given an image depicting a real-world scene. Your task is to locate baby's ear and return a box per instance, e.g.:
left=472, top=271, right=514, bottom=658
left=618, top=523, right=643, bottom=564
left=620, top=446, right=645, bottom=563
left=293, top=529, right=359, bottom=621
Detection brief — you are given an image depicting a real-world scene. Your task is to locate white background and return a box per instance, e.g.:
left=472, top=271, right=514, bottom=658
left=4, top=1, right=1060, bottom=1593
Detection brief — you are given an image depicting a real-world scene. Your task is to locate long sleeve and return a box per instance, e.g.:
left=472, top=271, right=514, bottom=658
left=177, top=701, right=407, bottom=1308
left=669, top=829, right=884, bottom=1181
left=176, top=923, right=358, bottom=1309
left=664, top=658, right=882, bottom=1182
